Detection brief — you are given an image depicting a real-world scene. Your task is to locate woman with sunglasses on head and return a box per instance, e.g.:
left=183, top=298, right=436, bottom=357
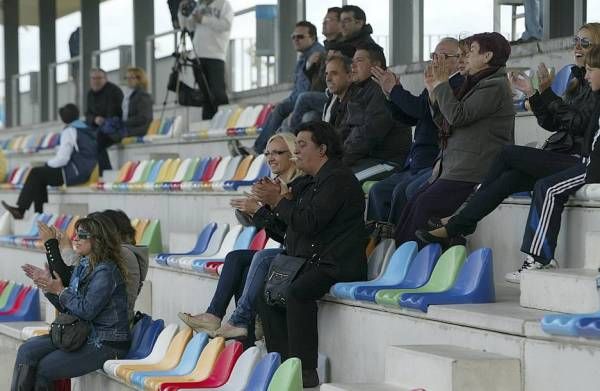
left=178, top=133, right=303, bottom=343
left=418, top=23, right=600, bottom=283
left=12, top=215, right=130, bottom=390
left=97, top=67, right=153, bottom=175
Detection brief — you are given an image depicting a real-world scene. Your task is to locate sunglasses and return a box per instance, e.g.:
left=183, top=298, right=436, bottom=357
left=573, top=36, right=593, bottom=49
left=75, top=229, right=93, bottom=240
left=264, top=150, right=290, bottom=157
left=291, top=34, right=306, bottom=40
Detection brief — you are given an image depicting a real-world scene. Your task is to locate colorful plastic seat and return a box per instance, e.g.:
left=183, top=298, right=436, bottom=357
left=124, top=315, right=152, bottom=358
left=201, top=156, right=233, bottom=191
left=129, top=319, right=166, bottom=360
left=248, top=229, right=268, bottom=251
left=575, top=317, right=600, bottom=338
left=551, top=64, right=575, bottom=97
left=266, top=357, right=302, bottom=391
left=193, top=346, right=262, bottom=391
left=105, top=324, right=179, bottom=377
left=0, top=286, right=31, bottom=315
left=178, top=224, right=229, bottom=270
left=199, top=226, right=256, bottom=273
left=210, top=156, right=244, bottom=191
left=541, top=311, right=600, bottom=337
left=224, top=155, right=270, bottom=190
left=157, top=222, right=217, bottom=266
left=144, top=336, right=224, bottom=391
left=191, top=225, right=243, bottom=272
left=366, top=239, right=396, bottom=280
left=354, top=243, right=442, bottom=302
left=0, top=287, right=40, bottom=321
left=329, top=241, right=418, bottom=301
left=243, top=352, right=281, bottom=391
left=0, top=282, right=22, bottom=311
left=400, top=247, right=496, bottom=312
left=0, top=282, right=17, bottom=309
left=159, top=339, right=242, bottom=391
left=375, top=245, right=467, bottom=306
left=131, top=332, right=209, bottom=387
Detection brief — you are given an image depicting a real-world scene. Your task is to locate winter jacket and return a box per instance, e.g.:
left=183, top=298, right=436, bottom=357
left=585, top=90, right=600, bottom=183
left=431, top=67, right=515, bottom=183
left=122, top=244, right=149, bottom=323
left=329, top=24, right=376, bottom=58
left=50, top=120, right=97, bottom=186
left=336, top=78, right=412, bottom=167
left=85, top=81, right=124, bottom=127
left=122, top=88, right=153, bottom=137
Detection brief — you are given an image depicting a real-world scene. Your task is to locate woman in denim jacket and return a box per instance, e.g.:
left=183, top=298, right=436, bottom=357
left=11, top=215, right=130, bottom=390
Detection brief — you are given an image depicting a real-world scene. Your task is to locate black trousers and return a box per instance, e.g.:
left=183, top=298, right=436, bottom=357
left=97, top=131, right=117, bottom=175
left=193, top=58, right=229, bottom=120
left=17, top=165, right=64, bottom=213
left=256, top=262, right=336, bottom=370
left=446, top=145, right=580, bottom=238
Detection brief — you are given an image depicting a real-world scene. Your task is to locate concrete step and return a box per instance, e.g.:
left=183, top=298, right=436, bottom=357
left=520, top=268, right=600, bottom=313
left=584, top=231, right=600, bottom=270
left=385, top=345, right=521, bottom=391
left=43, top=202, right=88, bottom=217
left=321, top=384, right=409, bottom=391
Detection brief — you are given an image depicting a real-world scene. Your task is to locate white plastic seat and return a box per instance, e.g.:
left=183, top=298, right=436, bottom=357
left=170, top=158, right=194, bottom=183
left=177, top=224, right=230, bottom=270
left=103, top=323, right=179, bottom=377
left=128, top=160, right=151, bottom=184
left=212, top=156, right=243, bottom=191
left=21, top=326, right=48, bottom=340
left=190, top=225, right=243, bottom=266
left=206, top=156, right=235, bottom=184
left=195, top=346, right=263, bottom=391
left=263, top=238, right=281, bottom=249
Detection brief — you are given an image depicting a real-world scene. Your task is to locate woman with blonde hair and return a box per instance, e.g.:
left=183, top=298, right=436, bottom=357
left=97, top=66, right=153, bottom=175
left=179, top=132, right=303, bottom=343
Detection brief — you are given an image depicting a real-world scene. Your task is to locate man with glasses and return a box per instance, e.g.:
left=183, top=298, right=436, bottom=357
left=368, top=38, right=463, bottom=225
left=85, top=68, right=123, bottom=129
left=235, top=21, right=325, bottom=155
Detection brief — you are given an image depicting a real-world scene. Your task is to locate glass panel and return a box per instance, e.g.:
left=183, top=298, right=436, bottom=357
left=99, top=0, right=133, bottom=71
left=588, top=1, right=600, bottom=23
left=305, top=0, right=342, bottom=37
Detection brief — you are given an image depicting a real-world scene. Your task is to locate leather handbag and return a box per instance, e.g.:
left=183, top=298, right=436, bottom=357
left=542, top=131, right=575, bottom=153
left=50, top=312, right=91, bottom=352
left=263, top=254, right=309, bottom=308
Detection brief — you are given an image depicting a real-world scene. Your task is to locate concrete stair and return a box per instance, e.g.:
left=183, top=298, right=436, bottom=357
left=323, top=345, right=521, bottom=391
left=521, top=268, right=600, bottom=313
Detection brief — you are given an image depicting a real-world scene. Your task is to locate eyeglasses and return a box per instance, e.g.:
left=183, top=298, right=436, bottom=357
left=573, top=36, right=593, bottom=49
left=291, top=34, right=306, bottom=40
left=75, top=229, right=93, bottom=240
left=430, top=52, right=460, bottom=60
left=264, top=150, right=290, bottom=157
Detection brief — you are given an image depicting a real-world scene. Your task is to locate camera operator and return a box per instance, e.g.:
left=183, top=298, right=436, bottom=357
left=178, top=0, right=233, bottom=119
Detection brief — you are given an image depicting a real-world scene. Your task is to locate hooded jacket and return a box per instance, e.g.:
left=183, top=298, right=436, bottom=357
left=122, top=244, right=149, bottom=322
left=49, top=120, right=98, bottom=186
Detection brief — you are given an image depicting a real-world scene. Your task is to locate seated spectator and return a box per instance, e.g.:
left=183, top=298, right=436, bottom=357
left=254, top=121, right=367, bottom=388
left=2, top=104, right=98, bottom=219
left=418, top=24, right=600, bottom=283
left=285, top=7, right=345, bottom=131
left=586, top=47, right=600, bottom=182
left=85, top=68, right=123, bottom=130
left=178, top=132, right=302, bottom=342
left=394, top=32, right=515, bottom=245
left=238, top=21, right=325, bottom=155
left=12, top=215, right=130, bottom=389
left=97, top=67, right=153, bottom=175
left=367, top=37, right=463, bottom=224
left=333, top=5, right=376, bottom=56
left=335, top=42, right=413, bottom=180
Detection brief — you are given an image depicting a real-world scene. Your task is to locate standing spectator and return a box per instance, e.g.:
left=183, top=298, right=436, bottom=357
left=254, top=121, right=367, bottom=388
left=336, top=42, right=412, bottom=179
left=240, top=21, right=326, bottom=155
left=513, top=0, right=543, bottom=44
left=367, top=38, right=462, bottom=223
left=68, top=27, right=81, bottom=104
left=178, top=0, right=233, bottom=119
left=2, top=104, right=97, bottom=219
left=96, top=67, right=153, bottom=175
left=85, top=68, right=123, bottom=130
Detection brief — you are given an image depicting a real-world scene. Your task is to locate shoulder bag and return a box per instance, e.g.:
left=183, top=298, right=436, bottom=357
left=50, top=312, right=91, bottom=352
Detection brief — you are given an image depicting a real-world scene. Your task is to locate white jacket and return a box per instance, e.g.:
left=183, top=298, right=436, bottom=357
left=178, top=0, right=233, bottom=61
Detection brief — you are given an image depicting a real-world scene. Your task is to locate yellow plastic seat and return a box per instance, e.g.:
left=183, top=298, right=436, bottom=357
left=115, top=326, right=193, bottom=383
left=225, top=107, right=243, bottom=129
left=143, top=337, right=225, bottom=391
left=135, top=219, right=150, bottom=245
left=116, top=161, right=135, bottom=183
left=163, top=158, right=182, bottom=182
left=154, top=159, right=174, bottom=183
left=146, top=119, right=161, bottom=136
left=230, top=156, right=254, bottom=181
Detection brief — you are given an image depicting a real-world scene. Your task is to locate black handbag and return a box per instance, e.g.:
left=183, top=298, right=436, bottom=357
left=50, top=312, right=91, bottom=352
left=542, top=131, right=574, bottom=153
left=264, top=254, right=309, bottom=308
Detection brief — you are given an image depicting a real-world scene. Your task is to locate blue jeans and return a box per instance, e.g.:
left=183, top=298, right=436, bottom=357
left=367, top=167, right=431, bottom=222
left=229, top=248, right=283, bottom=327
left=289, top=91, right=328, bottom=130
left=13, top=335, right=128, bottom=388
left=521, top=0, right=543, bottom=40
left=253, top=99, right=295, bottom=153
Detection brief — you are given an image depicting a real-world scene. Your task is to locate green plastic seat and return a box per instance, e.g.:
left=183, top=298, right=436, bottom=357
left=375, top=245, right=467, bottom=306
left=267, top=357, right=302, bottom=391
left=0, top=281, right=16, bottom=309
left=362, top=181, right=378, bottom=193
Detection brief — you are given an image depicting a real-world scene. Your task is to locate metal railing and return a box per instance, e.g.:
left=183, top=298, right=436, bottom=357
left=91, top=45, right=133, bottom=83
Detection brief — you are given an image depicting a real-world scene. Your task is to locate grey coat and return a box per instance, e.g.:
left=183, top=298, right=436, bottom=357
left=432, top=67, right=515, bottom=183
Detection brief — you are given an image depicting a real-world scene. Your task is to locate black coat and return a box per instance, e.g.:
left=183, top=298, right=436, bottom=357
left=585, top=90, right=600, bottom=184
left=272, top=159, right=367, bottom=282
left=328, top=24, right=376, bottom=58
left=124, top=89, right=153, bottom=137
left=85, top=82, right=124, bottom=127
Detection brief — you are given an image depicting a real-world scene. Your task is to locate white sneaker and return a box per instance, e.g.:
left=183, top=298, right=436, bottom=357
left=505, top=256, right=559, bottom=284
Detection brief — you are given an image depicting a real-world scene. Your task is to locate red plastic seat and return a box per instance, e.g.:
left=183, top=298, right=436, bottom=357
left=254, top=104, right=273, bottom=128
left=0, top=281, right=8, bottom=294
left=248, top=229, right=268, bottom=251
left=160, top=341, right=244, bottom=391
left=122, top=161, right=141, bottom=183
left=201, top=157, right=223, bottom=182
left=204, top=261, right=223, bottom=275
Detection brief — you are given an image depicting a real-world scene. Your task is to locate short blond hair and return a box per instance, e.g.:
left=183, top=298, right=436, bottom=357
left=127, top=67, right=148, bottom=91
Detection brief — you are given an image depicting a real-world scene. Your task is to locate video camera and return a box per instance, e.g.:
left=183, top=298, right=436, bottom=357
left=167, top=0, right=198, bottom=29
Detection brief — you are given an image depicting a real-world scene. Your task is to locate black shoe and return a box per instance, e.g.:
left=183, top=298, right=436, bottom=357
left=426, top=217, right=444, bottom=230
left=2, top=201, right=24, bottom=220
left=302, top=369, right=320, bottom=388
left=415, top=229, right=450, bottom=247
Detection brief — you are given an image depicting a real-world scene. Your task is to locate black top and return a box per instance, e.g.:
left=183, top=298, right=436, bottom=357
left=85, top=81, right=124, bottom=127
left=272, top=158, right=367, bottom=281
left=585, top=90, right=600, bottom=184
left=124, top=88, right=153, bottom=137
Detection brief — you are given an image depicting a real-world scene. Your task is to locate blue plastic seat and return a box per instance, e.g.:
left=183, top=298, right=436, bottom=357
left=551, top=64, right=575, bottom=96
left=155, top=222, right=217, bottom=265
left=575, top=317, right=600, bottom=338
left=329, top=241, right=419, bottom=301
left=366, top=239, right=396, bottom=280
left=354, top=243, right=441, bottom=302
left=541, top=311, right=600, bottom=337
left=191, top=157, right=210, bottom=181
left=243, top=352, right=281, bottom=391
left=127, top=318, right=165, bottom=360
left=192, top=226, right=257, bottom=271
left=130, top=331, right=209, bottom=388
left=124, top=315, right=152, bottom=358
left=223, top=163, right=270, bottom=191
left=400, top=247, right=496, bottom=312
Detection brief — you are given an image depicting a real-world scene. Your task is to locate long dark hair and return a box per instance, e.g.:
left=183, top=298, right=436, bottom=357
left=75, top=215, right=128, bottom=281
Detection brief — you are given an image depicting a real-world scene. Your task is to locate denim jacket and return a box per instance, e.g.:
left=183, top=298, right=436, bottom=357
left=47, top=257, right=130, bottom=342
